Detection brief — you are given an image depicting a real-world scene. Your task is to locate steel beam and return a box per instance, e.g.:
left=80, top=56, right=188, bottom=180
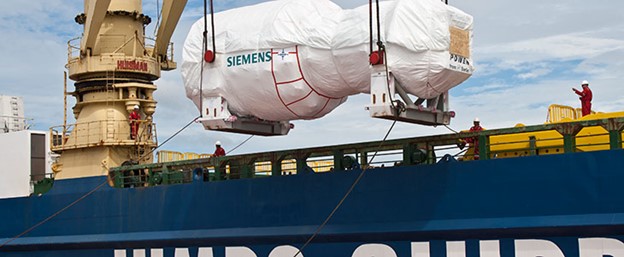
left=153, top=0, right=188, bottom=59
left=80, top=0, right=112, bottom=55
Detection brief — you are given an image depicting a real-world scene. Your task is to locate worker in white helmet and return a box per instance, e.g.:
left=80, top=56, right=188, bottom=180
left=572, top=80, right=593, bottom=116
left=129, top=105, right=141, bottom=140
left=213, top=140, right=226, bottom=157
left=464, top=117, right=485, bottom=160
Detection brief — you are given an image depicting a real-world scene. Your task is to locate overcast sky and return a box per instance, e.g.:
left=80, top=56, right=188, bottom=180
left=0, top=0, right=622, bottom=157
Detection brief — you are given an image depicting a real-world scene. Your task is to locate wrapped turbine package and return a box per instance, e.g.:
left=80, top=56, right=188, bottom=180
left=182, top=0, right=473, bottom=122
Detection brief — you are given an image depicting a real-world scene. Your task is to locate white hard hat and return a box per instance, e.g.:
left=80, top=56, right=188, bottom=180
left=133, top=105, right=139, bottom=109
left=582, top=80, right=589, bottom=85
left=215, top=141, right=221, bottom=145
left=474, top=117, right=480, bottom=123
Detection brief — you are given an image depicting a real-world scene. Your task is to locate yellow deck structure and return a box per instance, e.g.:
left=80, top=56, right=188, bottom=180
left=157, top=150, right=334, bottom=174
left=463, top=105, right=624, bottom=160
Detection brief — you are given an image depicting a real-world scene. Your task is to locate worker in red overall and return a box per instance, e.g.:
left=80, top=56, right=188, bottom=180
left=465, top=117, right=484, bottom=160
left=572, top=80, right=593, bottom=116
left=213, top=141, right=226, bottom=157
left=129, top=105, right=141, bottom=140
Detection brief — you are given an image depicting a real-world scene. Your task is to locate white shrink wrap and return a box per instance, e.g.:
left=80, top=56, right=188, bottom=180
left=182, top=0, right=473, bottom=122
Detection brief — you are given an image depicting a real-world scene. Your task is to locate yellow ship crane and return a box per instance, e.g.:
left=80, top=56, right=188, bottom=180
left=50, top=0, right=187, bottom=179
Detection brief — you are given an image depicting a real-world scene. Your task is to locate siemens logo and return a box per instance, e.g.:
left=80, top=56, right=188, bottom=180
left=114, top=237, right=624, bottom=257
left=227, top=51, right=272, bottom=67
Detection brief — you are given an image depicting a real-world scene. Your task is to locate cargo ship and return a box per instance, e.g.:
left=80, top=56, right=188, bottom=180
left=2, top=0, right=624, bottom=257
left=2, top=109, right=624, bottom=257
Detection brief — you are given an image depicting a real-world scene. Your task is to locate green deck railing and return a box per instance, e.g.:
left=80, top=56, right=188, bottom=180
left=109, top=117, right=624, bottom=188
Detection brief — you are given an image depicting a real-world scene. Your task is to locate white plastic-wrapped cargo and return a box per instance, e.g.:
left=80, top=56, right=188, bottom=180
left=182, top=0, right=473, bottom=122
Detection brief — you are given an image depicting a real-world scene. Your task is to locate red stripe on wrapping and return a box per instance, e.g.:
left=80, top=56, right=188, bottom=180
left=294, top=45, right=342, bottom=100
left=276, top=77, right=303, bottom=85
left=286, top=89, right=313, bottom=106
left=270, top=45, right=342, bottom=119
left=311, top=97, right=332, bottom=117
left=271, top=48, right=302, bottom=119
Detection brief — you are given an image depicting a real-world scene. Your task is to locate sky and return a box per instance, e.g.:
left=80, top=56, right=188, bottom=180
left=0, top=0, right=623, bottom=157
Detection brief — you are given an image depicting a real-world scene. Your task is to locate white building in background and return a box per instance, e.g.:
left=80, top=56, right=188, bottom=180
left=0, top=95, right=26, bottom=133
left=0, top=95, right=52, bottom=198
left=0, top=95, right=27, bottom=133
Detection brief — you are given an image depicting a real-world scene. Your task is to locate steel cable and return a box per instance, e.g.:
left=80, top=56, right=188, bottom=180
left=294, top=119, right=398, bottom=256
left=0, top=116, right=201, bottom=249
left=226, top=135, right=254, bottom=155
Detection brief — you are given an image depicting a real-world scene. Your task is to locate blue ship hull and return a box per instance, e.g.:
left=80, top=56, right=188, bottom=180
left=2, top=150, right=624, bottom=256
